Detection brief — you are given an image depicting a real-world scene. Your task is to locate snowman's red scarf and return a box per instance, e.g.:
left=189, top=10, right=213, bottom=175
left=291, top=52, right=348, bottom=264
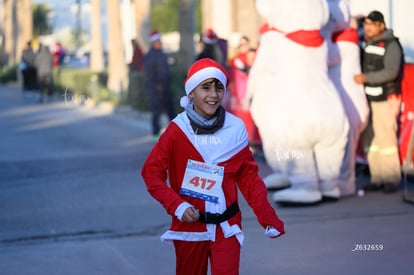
left=259, top=23, right=324, bottom=47
left=331, top=28, right=359, bottom=45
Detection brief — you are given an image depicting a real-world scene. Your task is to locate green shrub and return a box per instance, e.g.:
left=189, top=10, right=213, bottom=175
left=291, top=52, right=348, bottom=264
left=53, top=67, right=111, bottom=102
left=0, top=65, right=18, bottom=83
left=54, top=68, right=90, bottom=95
left=126, top=71, right=149, bottom=111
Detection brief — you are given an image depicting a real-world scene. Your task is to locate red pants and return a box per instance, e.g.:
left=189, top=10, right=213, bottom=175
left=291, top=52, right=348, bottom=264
left=173, top=227, right=240, bottom=275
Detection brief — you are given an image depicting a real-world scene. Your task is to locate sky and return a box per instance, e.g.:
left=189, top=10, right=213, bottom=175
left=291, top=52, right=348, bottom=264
left=32, top=0, right=109, bottom=50
left=33, top=0, right=95, bottom=32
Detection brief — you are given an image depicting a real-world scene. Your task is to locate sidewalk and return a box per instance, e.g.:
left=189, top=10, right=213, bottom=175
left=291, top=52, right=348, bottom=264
left=0, top=83, right=159, bottom=129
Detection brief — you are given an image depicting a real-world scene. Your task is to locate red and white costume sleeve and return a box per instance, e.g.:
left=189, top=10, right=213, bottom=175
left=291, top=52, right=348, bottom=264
left=141, top=111, right=285, bottom=245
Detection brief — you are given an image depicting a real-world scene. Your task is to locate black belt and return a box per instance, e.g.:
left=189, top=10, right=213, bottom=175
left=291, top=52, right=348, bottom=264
left=198, top=202, right=240, bottom=224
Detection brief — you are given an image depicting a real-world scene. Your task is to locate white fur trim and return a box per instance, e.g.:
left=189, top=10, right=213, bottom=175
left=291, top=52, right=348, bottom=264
left=160, top=224, right=244, bottom=245
left=265, top=226, right=281, bottom=238
left=202, top=35, right=217, bottom=45
left=185, top=67, right=227, bottom=95
left=149, top=33, right=161, bottom=43
left=172, top=112, right=248, bottom=164
left=160, top=229, right=215, bottom=244
left=175, top=202, right=193, bottom=221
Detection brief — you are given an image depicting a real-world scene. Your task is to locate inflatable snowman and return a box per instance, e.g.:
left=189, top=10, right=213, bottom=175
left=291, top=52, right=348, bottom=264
left=322, top=0, right=369, bottom=197
left=246, top=0, right=349, bottom=204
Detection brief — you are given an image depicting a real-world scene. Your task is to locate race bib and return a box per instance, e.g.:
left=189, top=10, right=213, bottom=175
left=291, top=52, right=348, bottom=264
left=180, top=159, right=224, bottom=203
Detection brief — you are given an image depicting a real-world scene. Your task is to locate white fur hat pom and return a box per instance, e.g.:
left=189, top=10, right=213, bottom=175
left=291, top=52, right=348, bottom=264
left=180, top=95, right=191, bottom=108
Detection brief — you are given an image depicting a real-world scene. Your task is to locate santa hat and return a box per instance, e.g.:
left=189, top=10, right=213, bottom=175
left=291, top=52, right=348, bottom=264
left=149, top=30, right=161, bottom=43
left=180, top=58, right=230, bottom=108
left=202, top=28, right=218, bottom=45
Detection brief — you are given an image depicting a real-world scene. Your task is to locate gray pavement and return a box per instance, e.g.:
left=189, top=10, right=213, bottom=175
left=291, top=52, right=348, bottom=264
left=1, top=84, right=414, bottom=275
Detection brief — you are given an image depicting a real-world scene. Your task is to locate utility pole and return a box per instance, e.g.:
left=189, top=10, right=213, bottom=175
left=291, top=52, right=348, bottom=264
left=76, top=0, right=82, bottom=50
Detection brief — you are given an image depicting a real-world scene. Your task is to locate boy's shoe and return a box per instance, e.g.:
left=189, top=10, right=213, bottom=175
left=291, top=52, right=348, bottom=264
left=151, top=134, right=160, bottom=142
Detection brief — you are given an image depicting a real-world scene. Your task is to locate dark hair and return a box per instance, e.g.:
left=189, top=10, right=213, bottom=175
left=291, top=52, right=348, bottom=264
left=366, top=10, right=385, bottom=23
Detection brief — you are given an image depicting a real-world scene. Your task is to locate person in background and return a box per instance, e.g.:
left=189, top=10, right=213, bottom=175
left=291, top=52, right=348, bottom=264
left=230, top=36, right=255, bottom=74
left=143, top=30, right=176, bottom=139
left=195, top=28, right=226, bottom=67
left=129, top=39, right=144, bottom=72
left=20, top=40, right=37, bottom=92
left=228, top=35, right=261, bottom=147
left=354, top=10, right=405, bottom=193
left=51, top=41, right=66, bottom=67
left=34, top=43, right=54, bottom=102
left=141, top=58, right=285, bottom=275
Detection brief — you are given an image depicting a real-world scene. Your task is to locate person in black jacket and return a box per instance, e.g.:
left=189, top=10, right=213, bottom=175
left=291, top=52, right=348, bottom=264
left=354, top=10, right=405, bottom=193
left=195, top=29, right=226, bottom=67
left=143, top=31, right=176, bottom=139
left=20, top=40, right=37, bottom=91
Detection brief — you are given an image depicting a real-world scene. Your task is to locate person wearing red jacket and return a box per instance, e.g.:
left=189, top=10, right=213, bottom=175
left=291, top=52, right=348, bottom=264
left=141, top=58, right=285, bottom=275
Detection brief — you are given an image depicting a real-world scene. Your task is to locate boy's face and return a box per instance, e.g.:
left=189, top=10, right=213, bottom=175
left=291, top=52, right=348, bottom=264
left=189, top=78, right=224, bottom=119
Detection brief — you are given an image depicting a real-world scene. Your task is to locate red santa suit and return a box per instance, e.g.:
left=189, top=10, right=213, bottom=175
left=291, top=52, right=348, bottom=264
left=141, top=58, right=284, bottom=275
left=142, top=112, right=284, bottom=241
left=229, top=47, right=262, bottom=146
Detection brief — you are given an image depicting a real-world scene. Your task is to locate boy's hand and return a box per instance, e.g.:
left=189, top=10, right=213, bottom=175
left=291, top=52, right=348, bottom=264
left=182, top=207, right=200, bottom=223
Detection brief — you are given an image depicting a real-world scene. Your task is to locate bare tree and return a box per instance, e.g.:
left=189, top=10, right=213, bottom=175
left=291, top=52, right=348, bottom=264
left=132, top=0, right=150, bottom=52
left=90, top=0, right=104, bottom=72
left=16, top=0, right=33, bottom=62
left=178, top=0, right=195, bottom=71
left=2, top=0, right=18, bottom=65
left=106, top=0, right=128, bottom=94
left=0, top=0, right=6, bottom=64
left=0, top=0, right=32, bottom=65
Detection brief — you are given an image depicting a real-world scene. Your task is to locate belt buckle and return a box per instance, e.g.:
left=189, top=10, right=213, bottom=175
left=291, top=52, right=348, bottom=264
left=213, top=213, right=221, bottom=224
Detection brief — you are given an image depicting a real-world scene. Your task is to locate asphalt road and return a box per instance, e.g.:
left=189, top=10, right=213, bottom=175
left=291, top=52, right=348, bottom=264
left=1, top=84, right=414, bottom=275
